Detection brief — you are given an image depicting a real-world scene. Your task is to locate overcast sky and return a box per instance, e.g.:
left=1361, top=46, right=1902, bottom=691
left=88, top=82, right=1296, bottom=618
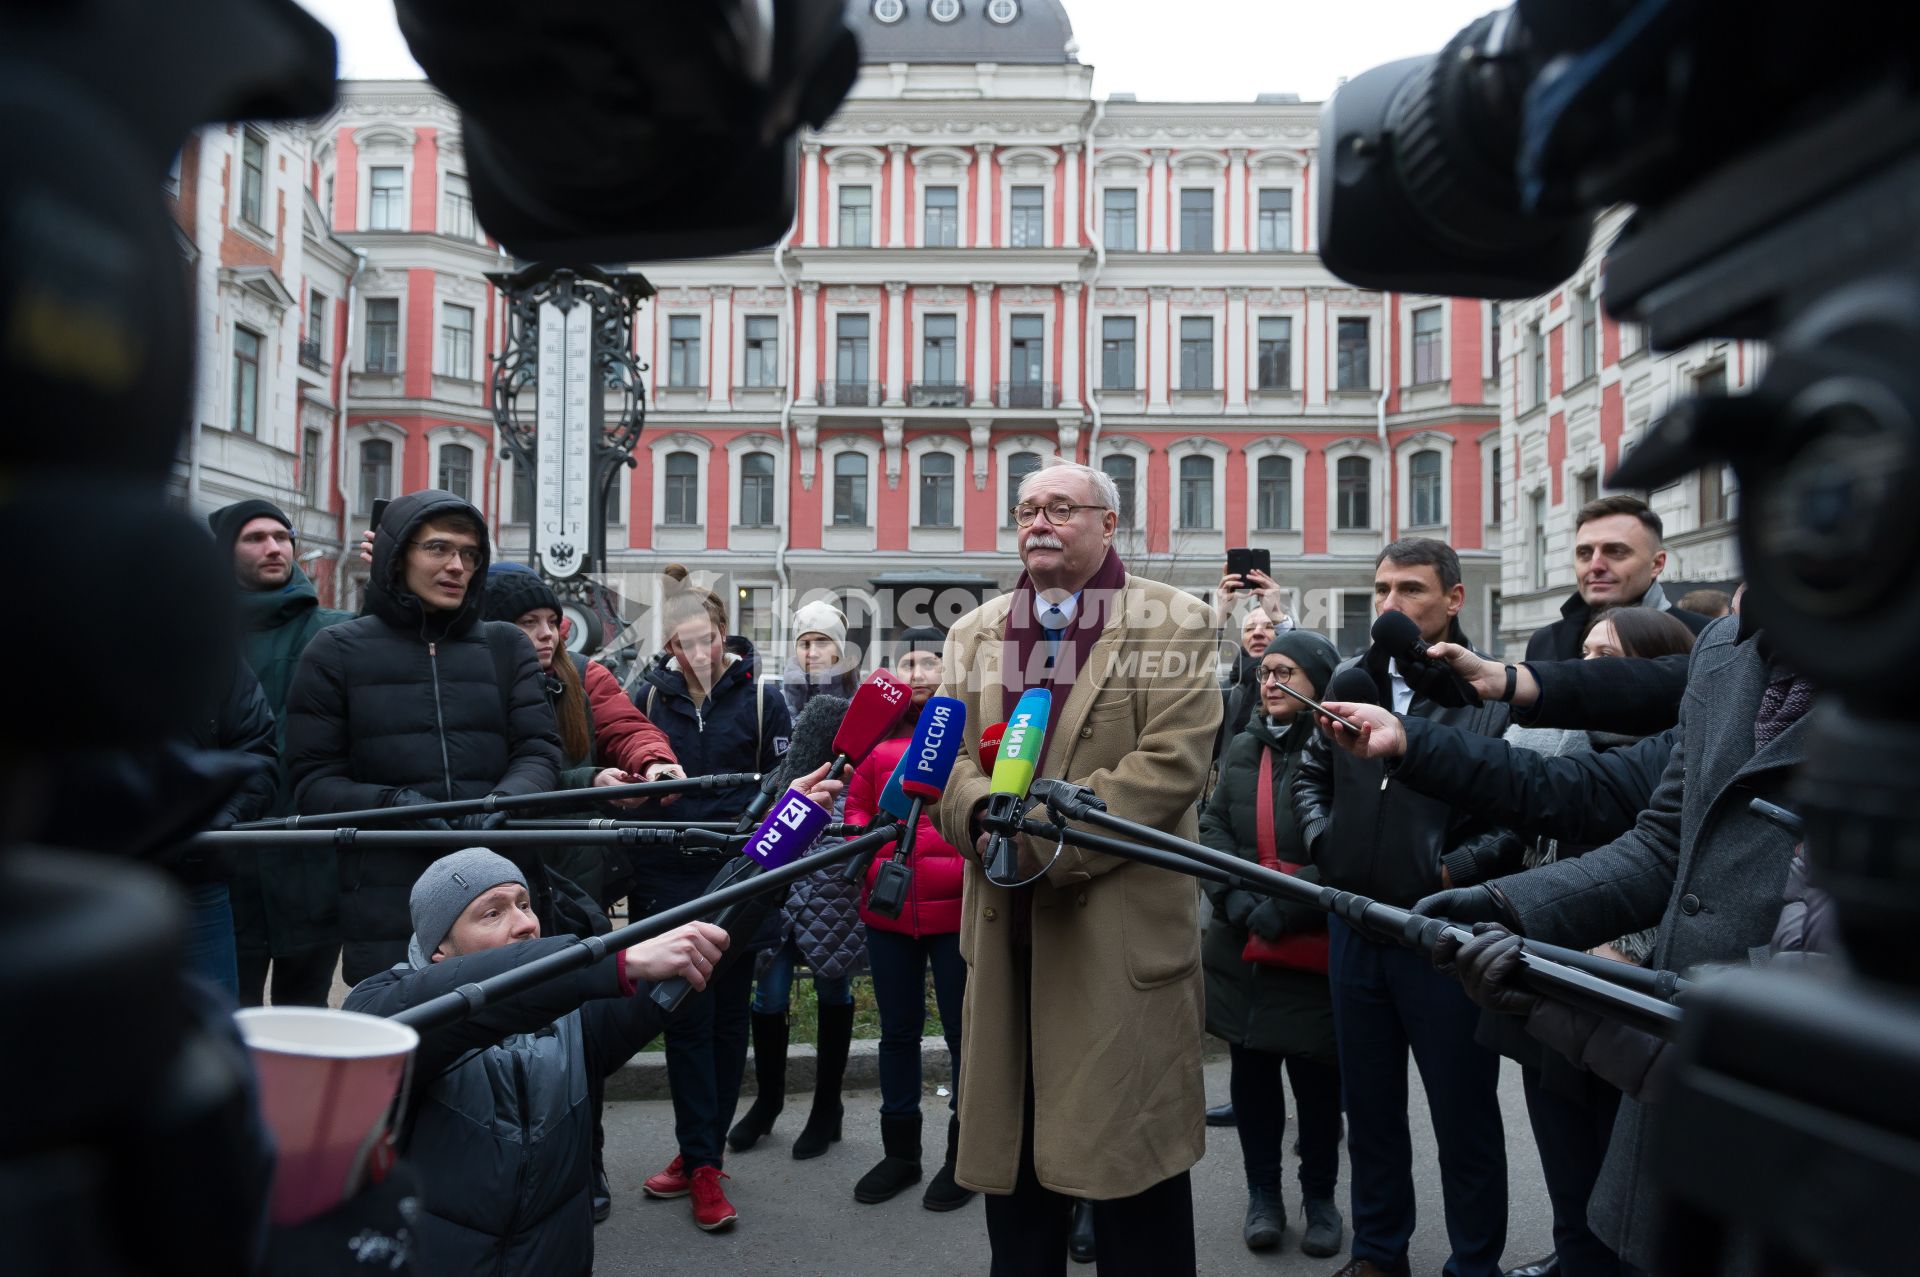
left=296, top=0, right=1497, bottom=103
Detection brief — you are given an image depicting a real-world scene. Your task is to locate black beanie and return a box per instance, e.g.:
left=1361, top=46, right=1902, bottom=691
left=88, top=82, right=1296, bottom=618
left=483, top=571, right=562, bottom=624
left=207, top=498, right=293, bottom=550
left=893, top=625, right=948, bottom=664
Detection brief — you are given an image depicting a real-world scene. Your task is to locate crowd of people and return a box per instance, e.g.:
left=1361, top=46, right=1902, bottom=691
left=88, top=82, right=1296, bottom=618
left=152, top=457, right=1822, bottom=1277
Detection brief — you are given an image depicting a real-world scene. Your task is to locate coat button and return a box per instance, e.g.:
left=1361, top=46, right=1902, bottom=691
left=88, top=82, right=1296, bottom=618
left=1081, top=726, right=1093, bottom=739
left=1680, top=893, right=1701, bottom=915
left=1077, top=892, right=1088, bottom=907
left=984, top=907, right=997, bottom=921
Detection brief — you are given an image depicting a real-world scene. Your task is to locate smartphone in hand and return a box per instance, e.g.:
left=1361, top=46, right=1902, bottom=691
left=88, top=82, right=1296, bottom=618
left=1269, top=680, right=1363, bottom=734
left=1226, top=546, right=1272, bottom=581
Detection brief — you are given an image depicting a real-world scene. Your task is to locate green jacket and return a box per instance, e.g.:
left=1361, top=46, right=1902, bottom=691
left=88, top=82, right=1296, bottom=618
left=1197, top=710, right=1335, bottom=1062
left=230, top=567, right=354, bottom=957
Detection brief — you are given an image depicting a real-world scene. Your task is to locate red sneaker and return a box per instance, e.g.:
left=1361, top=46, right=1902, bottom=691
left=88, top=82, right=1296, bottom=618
left=689, top=1165, right=738, bottom=1231
left=642, top=1154, right=690, bottom=1200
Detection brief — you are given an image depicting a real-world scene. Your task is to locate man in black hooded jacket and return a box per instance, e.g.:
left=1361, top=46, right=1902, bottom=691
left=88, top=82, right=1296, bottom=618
left=284, top=489, right=563, bottom=985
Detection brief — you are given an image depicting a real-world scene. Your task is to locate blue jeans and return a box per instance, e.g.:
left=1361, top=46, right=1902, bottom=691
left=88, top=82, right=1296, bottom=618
left=866, top=928, right=966, bottom=1116
left=751, top=940, right=852, bottom=1013
left=1329, top=916, right=1507, bottom=1277
left=183, top=881, right=239, bottom=999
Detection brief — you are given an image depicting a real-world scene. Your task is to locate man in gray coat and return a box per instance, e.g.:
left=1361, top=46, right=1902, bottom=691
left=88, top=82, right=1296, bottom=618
left=1414, top=610, right=1815, bottom=1274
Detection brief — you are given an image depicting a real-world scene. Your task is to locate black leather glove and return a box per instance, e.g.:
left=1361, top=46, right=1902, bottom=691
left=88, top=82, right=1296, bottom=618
left=1439, top=923, right=1540, bottom=1017
left=1223, top=889, right=1260, bottom=929
left=1412, top=883, right=1521, bottom=932
left=387, top=787, right=453, bottom=831
left=455, top=806, right=509, bottom=833
left=1245, top=898, right=1288, bottom=940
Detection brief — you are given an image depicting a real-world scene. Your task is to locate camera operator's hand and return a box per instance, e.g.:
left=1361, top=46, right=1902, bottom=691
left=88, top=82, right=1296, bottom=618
left=387, top=787, right=453, bottom=831
left=1316, top=702, right=1406, bottom=759
left=1412, top=883, right=1521, bottom=932
left=1423, top=642, right=1538, bottom=709
left=1245, top=898, right=1290, bottom=941
left=1434, top=923, right=1539, bottom=1017
left=625, top=921, right=729, bottom=990
left=455, top=804, right=509, bottom=833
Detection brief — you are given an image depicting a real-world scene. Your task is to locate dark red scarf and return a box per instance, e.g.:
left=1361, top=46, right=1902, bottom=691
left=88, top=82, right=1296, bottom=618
left=1000, top=545, right=1129, bottom=750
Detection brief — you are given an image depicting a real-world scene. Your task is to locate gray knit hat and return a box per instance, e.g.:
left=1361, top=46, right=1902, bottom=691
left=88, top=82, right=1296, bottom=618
left=410, top=848, right=529, bottom=955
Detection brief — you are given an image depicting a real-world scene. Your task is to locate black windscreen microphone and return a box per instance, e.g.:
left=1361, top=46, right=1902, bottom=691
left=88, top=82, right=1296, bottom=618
left=733, top=695, right=847, bottom=832
left=1370, top=609, right=1429, bottom=661
left=1368, top=610, right=1481, bottom=708
left=1325, top=664, right=1388, bottom=708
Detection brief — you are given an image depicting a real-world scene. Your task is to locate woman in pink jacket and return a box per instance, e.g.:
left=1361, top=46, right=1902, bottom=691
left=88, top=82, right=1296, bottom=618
left=845, top=626, right=972, bottom=1212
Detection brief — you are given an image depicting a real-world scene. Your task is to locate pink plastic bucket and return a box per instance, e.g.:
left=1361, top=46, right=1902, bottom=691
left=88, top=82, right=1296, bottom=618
left=236, top=1006, right=419, bottom=1226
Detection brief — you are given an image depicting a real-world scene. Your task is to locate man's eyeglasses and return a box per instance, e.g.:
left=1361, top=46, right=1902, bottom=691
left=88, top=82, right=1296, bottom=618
left=1257, top=664, right=1300, bottom=686
left=410, top=539, right=482, bottom=570
left=1011, top=501, right=1108, bottom=528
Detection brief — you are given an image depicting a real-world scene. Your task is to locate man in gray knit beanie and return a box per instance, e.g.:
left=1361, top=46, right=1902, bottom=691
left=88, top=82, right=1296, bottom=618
left=410, top=847, right=531, bottom=961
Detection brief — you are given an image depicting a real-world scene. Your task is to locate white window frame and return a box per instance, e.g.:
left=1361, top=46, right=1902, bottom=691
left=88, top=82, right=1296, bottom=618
left=1249, top=305, right=1306, bottom=393
left=998, top=300, right=1056, bottom=400
left=1331, top=309, right=1381, bottom=393
left=1401, top=298, right=1450, bottom=388
left=355, top=126, right=414, bottom=232
left=824, top=302, right=883, bottom=397
left=725, top=433, right=787, bottom=536
left=1093, top=153, right=1149, bottom=252
left=1171, top=156, right=1227, bottom=253
left=907, top=434, right=967, bottom=544
left=1170, top=305, right=1224, bottom=393
left=824, top=146, right=886, bottom=248
left=1247, top=150, right=1308, bottom=253
left=426, top=424, right=487, bottom=516
left=234, top=126, right=272, bottom=238
left=1325, top=441, right=1381, bottom=535
left=909, top=147, right=973, bottom=249
left=910, top=305, right=967, bottom=391
left=349, top=421, right=406, bottom=519
left=1096, top=436, right=1150, bottom=535
left=996, top=147, right=1059, bottom=249
left=434, top=298, right=478, bottom=381
left=823, top=434, right=882, bottom=551
left=661, top=311, right=708, bottom=391
left=1397, top=433, right=1455, bottom=533
left=1244, top=437, right=1308, bottom=534
left=1095, top=305, right=1149, bottom=393
left=361, top=293, right=406, bottom=375
left=1166, top=436, right=1228, bottom=533
left=439, top=168, right=477, bottom=242
left=649, top=432, right=713, bottom=548
left=735, top=311, right=785, bottom=391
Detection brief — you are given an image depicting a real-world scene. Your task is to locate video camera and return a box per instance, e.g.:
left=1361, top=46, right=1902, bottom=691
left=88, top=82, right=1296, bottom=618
left=1319, top=4, right=1920, bottom=1271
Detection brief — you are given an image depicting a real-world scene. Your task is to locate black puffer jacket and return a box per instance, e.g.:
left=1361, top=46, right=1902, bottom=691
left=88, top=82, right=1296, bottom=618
left=1292, top=638, right=1512, bottom=906
left=284, top=490, right=563, bottom=983
left=633, top=637, right=791, bottom=825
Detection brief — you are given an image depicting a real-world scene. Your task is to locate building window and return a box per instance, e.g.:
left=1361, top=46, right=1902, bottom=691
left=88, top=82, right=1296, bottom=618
left=1488, top=302, right=1502, bottom=381
left=739, top=451, right=776, bottom=526
left=1179, top=316, right=1214, bottom=390
left=833, top=452, right=868, bottom=526
left=1179, top=455, right=1215, bottom=529
left=1102, top=316, right=1136, bottom=389
left=368, top=166, right=405, bottom=230
left=511, top=456, right=534, bottom=522
left=442, top=171, right=475, bottom=239
left=736, top=585, right=774, bottom=649
left=437, top=303, right=474, bottom=380
left=668, top=316, right=702, bottom=388
left=1578, top=288, right=1599, bottom=382
left=1530, top=489, right=1548, bottom=589
left=1336, top=317, right=1371, bottom=391
left=301, top=427, right=323, bottom=504
left=1701, top=464, right=1737, bottom=525
left=322, top=173, right=334, bottom=226
left=1257, top=189, right=1292, bottom=251
left=239, top=130, right=267, bottom=229
left=919, top=451, right=956, bottom=527
left=1412, top=306, right=1444, bottom=384
left=742, top=316, right=780, bottom=387
left=835, top=313, right=870, bottom=397
left=1338, top=590, right=1373, bottom=658
left=231, top=327, right=261, bottom=435
left=1256, top=316, right=1292, bottom=390
left=1103, top=188, right=1137, bottom=250
left=1101, top=454, right=1137, bottom=526
left=307, top=291, right=328, bottom=357
left=438, top=442, right=473, bottom=501
left=1490, top=444, right=1503, bottom=521
left=1005, top=450, right=1041, bottom=524
left=1256, top=455, right=1293, bottom=531
left=1010, top=185, right=1045, bottom=247
left=922, top=313, right=958, bottom=387
left=838, top=185, right=872, bottom=246
left=1694, top=361, right=1727, bottom=398
left=365, top=298, right=400, bottom=373
left=663, top=451, right=699, bottom=525
left=1008, top=315, right=1044, bottom=404
left=358, top=439, right=393, bottom=516
left=1529, top=321, right=1546, bottom=406
left=1179, top=188, right=1214, bottom=252
left=1409, top=449, right=1443, bottom=527
left=1577, top=469, right=1600, bottom=510
left=1336, top=456, right=1372, bottom=530
left=923, top=185, right=959, bottom=246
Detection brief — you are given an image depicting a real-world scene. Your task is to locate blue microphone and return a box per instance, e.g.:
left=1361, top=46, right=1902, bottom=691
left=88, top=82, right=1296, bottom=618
left=848, top=698, right=966, bottom=905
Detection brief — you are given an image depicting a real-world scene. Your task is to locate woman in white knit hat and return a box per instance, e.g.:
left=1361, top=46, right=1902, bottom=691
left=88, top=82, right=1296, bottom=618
left=780, top=598, right=860, bottom=717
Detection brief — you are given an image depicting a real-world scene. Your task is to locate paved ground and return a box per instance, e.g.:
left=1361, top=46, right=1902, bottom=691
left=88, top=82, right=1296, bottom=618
left=592, top=1056, right=1553, bottom=1276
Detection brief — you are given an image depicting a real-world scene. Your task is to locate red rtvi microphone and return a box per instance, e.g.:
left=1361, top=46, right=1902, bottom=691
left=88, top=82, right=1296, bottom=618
left=826, top=669, right=913, bottom=779
left=978, top=722, right=1007, bottom=775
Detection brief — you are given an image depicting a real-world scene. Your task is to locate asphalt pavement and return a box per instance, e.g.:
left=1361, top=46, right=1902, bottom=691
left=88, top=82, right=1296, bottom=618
left=591, top=1055, right=1553, bottom=1276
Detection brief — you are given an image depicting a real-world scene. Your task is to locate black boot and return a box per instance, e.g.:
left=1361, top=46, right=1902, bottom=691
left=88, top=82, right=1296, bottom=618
left=922, top=1114, right=975, bottom=1212
left=727, top=1011, right=788, bottom=1152
left=792, top=1001, right=852, bottom=1160
left=1301, top=1195, right=1345, bottom=1258
left=1243, top=1184, right=1286, bottom=1251
left=853, top=1112, right=923, bottom=1203
left=1068, top=1198, right=1096, bottom=1264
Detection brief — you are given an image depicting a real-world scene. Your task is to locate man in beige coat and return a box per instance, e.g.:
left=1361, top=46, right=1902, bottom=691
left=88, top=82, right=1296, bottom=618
left=931, top=458, right=1221, bottom=1276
